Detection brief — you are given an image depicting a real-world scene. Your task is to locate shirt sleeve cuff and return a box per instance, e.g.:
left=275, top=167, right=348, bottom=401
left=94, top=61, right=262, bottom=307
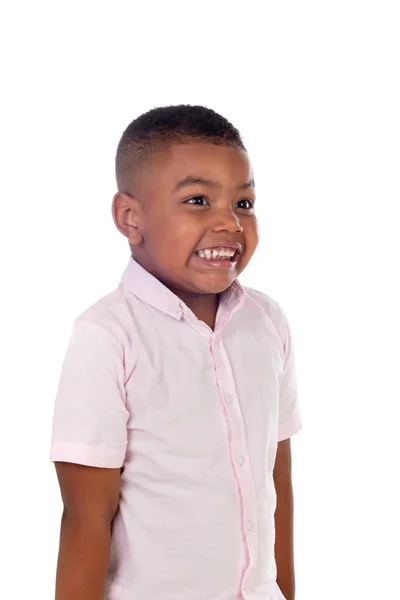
left=50, top=442, right=125, bottom=468
left=278, top=413, right=303, bottom=441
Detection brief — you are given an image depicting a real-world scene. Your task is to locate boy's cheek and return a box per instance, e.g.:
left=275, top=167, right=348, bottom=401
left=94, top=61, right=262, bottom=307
left=246, top=230, right=260, bottom=256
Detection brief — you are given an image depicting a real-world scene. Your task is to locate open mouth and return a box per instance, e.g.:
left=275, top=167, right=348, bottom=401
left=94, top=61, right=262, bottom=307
left=193, top=246, right=241, bottom=267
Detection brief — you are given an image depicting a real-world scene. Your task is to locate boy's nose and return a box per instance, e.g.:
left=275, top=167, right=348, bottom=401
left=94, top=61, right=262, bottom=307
left=211, top=210, right=244, bottom=234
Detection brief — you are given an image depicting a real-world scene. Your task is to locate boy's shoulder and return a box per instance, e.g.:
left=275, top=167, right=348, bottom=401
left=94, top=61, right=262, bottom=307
left=72, top=284, right=134, bottom=342
left=243, top=286, right=288, bottom=344
left=244, top=285, right=279, bottom=311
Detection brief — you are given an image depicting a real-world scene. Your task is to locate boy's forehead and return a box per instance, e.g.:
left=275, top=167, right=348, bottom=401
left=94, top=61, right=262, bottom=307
left=143, top=142, right=253, bottom=191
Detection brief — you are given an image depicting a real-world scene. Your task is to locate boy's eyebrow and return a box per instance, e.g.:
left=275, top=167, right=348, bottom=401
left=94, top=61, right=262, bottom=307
left=238, top=179, right=255, bottom=190
left=173, top=175, right=255, bottom=192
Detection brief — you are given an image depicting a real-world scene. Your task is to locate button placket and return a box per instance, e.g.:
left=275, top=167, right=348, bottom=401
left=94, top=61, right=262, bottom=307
left=219, top=338, right=260, bottom=586
left=210, top=334, right=259, bottom=593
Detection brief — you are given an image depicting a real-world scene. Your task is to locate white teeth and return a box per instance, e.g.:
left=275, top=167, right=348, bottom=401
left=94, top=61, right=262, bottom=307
left=196, top=247, right=237, bottom=260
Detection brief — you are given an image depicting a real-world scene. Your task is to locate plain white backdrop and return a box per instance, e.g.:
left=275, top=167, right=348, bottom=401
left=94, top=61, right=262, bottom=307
left=1, top=1, right=399, bottom=598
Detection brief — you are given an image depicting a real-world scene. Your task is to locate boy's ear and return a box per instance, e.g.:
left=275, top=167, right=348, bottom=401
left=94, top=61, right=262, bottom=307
left=112, top=192, right=143, bottom=245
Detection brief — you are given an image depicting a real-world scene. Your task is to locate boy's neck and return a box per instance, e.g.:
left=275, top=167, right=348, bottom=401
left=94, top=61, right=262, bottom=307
left=170, top=289, right=220, bottom=331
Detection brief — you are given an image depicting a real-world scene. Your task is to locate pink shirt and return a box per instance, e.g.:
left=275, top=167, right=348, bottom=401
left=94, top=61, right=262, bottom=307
left=51, top=257, right=302, bottom=600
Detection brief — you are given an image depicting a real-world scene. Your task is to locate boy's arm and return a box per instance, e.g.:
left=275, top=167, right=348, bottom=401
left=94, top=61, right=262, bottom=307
left=54, top=462, right=121, bottom=600
left=273, top=438, right=295, bottom=600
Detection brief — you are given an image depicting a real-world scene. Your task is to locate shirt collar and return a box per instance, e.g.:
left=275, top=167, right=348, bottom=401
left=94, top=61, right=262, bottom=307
left=120, top=257, right=246, bottom=323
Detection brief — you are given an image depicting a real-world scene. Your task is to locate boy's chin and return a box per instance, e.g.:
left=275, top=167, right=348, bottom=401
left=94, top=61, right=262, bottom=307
left=192, top=271, right=238, bottom=295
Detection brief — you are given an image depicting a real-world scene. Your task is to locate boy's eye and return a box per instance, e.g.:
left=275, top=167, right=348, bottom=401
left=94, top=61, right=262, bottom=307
left=236, top=199, right=255, bottom=210
left=185, top=196, right=208, bottom=206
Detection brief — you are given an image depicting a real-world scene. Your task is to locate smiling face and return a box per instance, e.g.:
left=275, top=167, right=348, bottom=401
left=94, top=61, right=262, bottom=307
left=113, top=141, right=259, bottom=298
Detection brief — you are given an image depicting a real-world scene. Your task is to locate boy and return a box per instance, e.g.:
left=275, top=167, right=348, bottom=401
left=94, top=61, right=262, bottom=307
left=51, top=105, right=302, bottom=600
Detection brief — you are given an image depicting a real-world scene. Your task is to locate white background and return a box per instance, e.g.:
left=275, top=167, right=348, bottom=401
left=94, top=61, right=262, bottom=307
left=1, top=1, right=399, bottom=598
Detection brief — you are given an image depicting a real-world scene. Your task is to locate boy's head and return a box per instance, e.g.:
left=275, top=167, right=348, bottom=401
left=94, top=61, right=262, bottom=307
left=113, top=105, right=258, bottom=297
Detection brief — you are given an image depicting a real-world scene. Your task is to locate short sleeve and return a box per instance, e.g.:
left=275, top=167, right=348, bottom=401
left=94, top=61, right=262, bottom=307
left=50, top=320, right=130, bottom=468
left=277, top=307, right=302, bottom=442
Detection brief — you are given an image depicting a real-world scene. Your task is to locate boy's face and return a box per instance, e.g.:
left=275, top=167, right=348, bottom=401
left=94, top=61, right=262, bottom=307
left=115, top=142, right=259, bottom=296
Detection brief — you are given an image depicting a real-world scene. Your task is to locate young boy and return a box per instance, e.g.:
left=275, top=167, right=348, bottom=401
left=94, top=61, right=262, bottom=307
left=51, top=105, right=302, bottom=600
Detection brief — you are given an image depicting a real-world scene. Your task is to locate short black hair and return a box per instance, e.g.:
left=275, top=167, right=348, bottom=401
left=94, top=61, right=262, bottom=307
left=115, top=104, right=246, bottom=192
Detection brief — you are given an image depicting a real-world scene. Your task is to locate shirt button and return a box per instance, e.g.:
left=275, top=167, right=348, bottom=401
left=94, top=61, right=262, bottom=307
left=237, top=455, right=246, bottom=466
left=246, top=520, right=253, bottom=532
